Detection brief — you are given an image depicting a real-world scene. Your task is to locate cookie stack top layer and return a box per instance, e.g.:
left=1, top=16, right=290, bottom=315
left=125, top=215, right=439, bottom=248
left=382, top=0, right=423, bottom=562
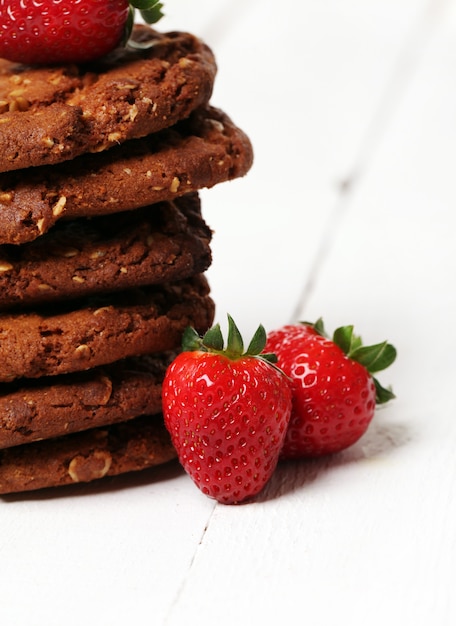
left=0, top=25, right=217, bottom=171
left=0, top=25, right=253, bottom=245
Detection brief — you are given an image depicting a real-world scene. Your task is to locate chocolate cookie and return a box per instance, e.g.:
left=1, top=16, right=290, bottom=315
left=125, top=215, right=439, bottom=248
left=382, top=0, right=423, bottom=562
left=0, top=24, right=216, bottom=173
left=0, top=274, right=214, bottom=382
left=0, top=414, right=177, bottom=495
left=0, top=106, right=253, bottom=244
left=0, top=194, right=212, bottom=310
left=0, top=353, right=175, bottom=450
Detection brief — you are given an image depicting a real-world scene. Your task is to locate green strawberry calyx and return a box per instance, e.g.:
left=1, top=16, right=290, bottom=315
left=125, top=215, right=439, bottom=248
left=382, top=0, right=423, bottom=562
left=305, top=318, right=397, bottom=404
left=182, top=314, right=279, bottom=366
left=124, top=0, right=165, bottom=47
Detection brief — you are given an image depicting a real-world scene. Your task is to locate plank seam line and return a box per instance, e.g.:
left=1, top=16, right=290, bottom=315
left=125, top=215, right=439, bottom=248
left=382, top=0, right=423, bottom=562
left=288, top=191, right=351, bottom=323
left=163, top=503, right=217, bottom=624
left=289, top=0, right=449, bottom=320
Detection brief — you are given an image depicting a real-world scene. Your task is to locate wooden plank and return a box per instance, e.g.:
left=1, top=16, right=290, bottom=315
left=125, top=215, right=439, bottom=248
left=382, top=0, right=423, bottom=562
left=0, top=466, right=216, bottom=624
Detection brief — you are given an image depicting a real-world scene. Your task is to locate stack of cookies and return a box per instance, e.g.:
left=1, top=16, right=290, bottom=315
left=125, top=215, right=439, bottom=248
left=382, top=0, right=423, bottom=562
left=0, top=24, right=253, bottom=494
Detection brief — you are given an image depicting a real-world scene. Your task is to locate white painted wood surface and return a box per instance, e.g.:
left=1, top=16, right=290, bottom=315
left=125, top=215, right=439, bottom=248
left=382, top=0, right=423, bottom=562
left=1, top=1, right=455, bottom=624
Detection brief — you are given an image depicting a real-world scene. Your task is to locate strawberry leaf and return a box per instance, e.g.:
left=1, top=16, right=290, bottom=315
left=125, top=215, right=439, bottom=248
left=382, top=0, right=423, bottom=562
left=203, top=323, right=224, bottom=352
left=308, top=317, right=326, bottom=337
left=261, top=352, right=279, bottom=364
left=130, top=0, right=164, bottom=24
left=122, top=7, right=135, bottom=45
left=247, top=324, right=278, bottom=365
left=333, top=325, right=354, bottom=353
left=124, top=1, right=164, bottom=47
left=182, top=326, right=203, bottom=352
left=246, top=324, right=267, bottom=356
left=314, top=317, right=327, bottom=336
left=299, top=318, right=327, bottom=337
left=350, top=341, right=397, bottom=373
left=374, top=377, right=396, bottom=404
left=226, top=314, right=244, bottom=356
left=333, top=325, right=364, bottom=355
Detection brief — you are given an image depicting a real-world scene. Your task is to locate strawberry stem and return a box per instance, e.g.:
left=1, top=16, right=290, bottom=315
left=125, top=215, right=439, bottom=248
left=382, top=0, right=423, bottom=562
left=182, top=315, right=278, bottom=365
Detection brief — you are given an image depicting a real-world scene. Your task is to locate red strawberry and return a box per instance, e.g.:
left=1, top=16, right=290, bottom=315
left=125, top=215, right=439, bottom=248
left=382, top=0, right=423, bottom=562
left=265, top=319, right=396, bottom=459
left=0, top=0, right=164, bottom=65
left=162, top=315, right=292, bottom=504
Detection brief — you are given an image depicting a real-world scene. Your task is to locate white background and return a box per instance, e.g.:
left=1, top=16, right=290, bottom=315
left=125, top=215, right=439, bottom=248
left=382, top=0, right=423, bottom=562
left=1, top=1, right=456, bottom=624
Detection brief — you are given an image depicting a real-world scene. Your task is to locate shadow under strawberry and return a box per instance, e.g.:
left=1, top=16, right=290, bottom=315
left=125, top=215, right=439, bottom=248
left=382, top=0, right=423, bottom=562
left=253, top=417, right=411, bottom=504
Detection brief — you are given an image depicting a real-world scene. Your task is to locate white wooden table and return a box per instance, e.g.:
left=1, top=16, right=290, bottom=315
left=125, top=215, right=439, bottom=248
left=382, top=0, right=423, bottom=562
left=2, top=1, right=456, bottom=624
